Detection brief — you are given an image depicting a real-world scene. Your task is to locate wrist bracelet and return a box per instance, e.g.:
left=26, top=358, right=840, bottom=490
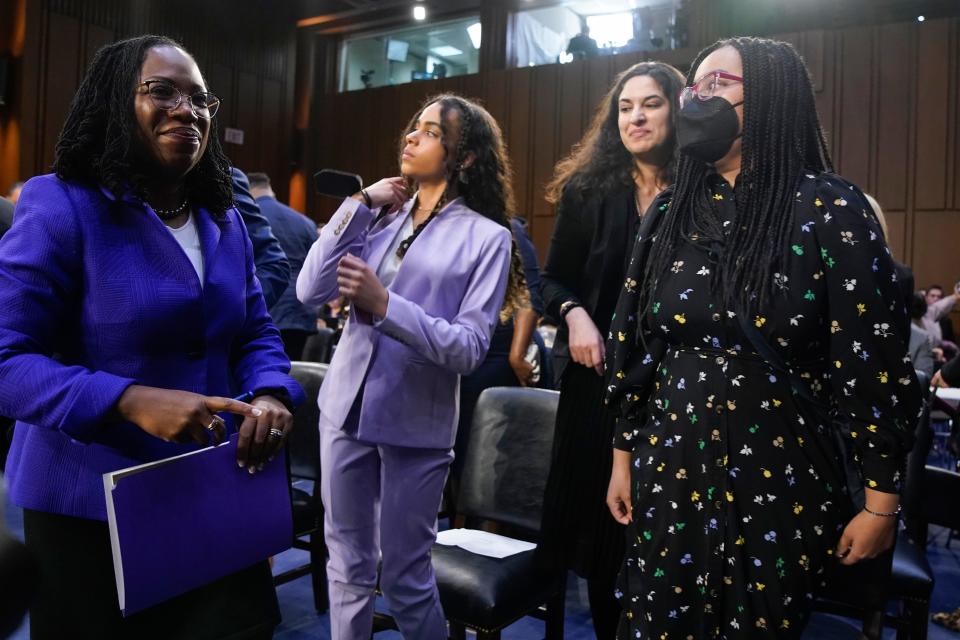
left=864, top=504, right=901, bottom=518
left=360, top=189, right=372, bottom=208
left=560, top=301, right=581, bottom=319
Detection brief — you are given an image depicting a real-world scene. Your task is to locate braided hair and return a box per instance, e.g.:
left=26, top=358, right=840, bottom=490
left=53, top=35, right=234, bottom=213
left=397, top=94, right=530, bottom=322
left=545, top=61, right=685, bottom=205
left=638, top=37, right=833, bottom=317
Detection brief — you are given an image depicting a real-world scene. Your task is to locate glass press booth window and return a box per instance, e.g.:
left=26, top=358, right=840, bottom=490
left=510, top=0, right=686, bottom=68
left=339, top=17, right=481, bottom=92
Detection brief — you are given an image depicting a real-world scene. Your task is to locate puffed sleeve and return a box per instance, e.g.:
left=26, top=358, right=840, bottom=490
left=605, top=190, right=671, bottom=451
left=813, top=173, right=922, bottom=493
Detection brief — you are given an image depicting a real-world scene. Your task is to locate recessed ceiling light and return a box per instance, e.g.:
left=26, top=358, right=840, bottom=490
left=917, top=15, right=925, bottom=22
left=431, top=45, right=463, bottom=57
left=413, top=5, right=426, bottom=20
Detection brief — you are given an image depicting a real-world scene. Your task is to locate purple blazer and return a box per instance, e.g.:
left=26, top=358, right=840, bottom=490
left=0, top=175, right=303, bottom=521
left=297, top=197, right=511, bottom=449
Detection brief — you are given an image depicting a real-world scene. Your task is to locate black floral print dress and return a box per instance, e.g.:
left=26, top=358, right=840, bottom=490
left=605, top=171, right=922, bottom=639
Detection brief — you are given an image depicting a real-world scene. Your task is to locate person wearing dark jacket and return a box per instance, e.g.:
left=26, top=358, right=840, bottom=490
left=232, top=167, right=290, bottom=309
left=247, top=171, right=318, bottom=361
left=536, top=61, right=685, bottom=639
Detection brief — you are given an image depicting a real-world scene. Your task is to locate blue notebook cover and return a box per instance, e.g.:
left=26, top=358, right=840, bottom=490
left=103, top=436, right=292, bottom=616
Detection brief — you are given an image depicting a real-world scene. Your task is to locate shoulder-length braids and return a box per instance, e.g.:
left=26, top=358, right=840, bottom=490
left=53, top=35, right=234, bottom=213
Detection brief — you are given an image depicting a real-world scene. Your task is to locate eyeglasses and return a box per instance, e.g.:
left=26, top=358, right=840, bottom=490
left=138, top=80, right=221, bottom=119
left=679, top=70, right=743, bottom=108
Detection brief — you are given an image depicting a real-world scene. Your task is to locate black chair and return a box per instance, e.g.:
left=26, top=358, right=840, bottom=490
left=434, top=387, right=566, bottom=640
left=272, top=361, right=329, bottom=613
left=301, top=328, right=336, bottom=363
left=814, top=372, right=936, bottom=639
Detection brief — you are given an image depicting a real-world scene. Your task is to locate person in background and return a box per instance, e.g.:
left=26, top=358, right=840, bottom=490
left=0, top=35, right=302, bottom=638
left=908, top=293, right=935, bottom=378
left=5, top=181, right=22, bottom=204
left=247, top=171, right=318, bottom=361
left=231, top=168, right=290, bottom=309
left=923, top=283, right=959, bottom=359
left=567, top=25, right=599, bottom=60
left=451, top=215, right=546, bottom=512
left=537, top=60, right=685, bottom=639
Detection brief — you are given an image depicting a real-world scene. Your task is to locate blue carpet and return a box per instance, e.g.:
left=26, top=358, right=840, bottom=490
left=5, top=492, right=960, bottom=639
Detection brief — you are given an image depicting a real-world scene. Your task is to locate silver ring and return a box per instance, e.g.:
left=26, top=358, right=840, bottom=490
left=268, top=427, right=284, bottom=439
left=206, top=416, right=225, bottom=432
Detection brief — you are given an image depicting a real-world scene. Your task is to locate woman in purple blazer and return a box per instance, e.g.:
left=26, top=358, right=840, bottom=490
left=0, top=36, right=301, bottom=638
left=297, top=94, right=526, bottom=638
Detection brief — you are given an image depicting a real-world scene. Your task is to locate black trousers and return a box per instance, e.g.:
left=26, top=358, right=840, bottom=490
left=23, top=509, right=280, bottom=640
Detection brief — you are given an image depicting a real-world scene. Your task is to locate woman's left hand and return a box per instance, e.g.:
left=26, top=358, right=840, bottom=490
left=835, top=509, right=897, bottom=565
left=337, top=254, right=388, bottom=317
left=236, top=395, right=293, bottom=473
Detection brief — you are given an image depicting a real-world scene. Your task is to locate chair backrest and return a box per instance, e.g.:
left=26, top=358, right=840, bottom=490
left=287, top=361, right=327, bottom=481
left=901, top=370, right=933, bottom=540
left=457, top=386, right=560, bottom=534
left=919, top=465, right=960, bottom=534
left=301, top=328, right=335, bottom=363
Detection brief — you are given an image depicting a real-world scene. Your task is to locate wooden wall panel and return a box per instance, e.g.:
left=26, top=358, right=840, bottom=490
left=258, top=78, right=282, bottom=176
left=836, top=27, right=872, bottom=191
left=507, top=68, right=533, bottom=221
left=41, top=13, right=81, bottom=171
left=529, top=65, right=559, bottom=219
left=875, top=22, right=911, bottom=212
left=913, top=19, right=950, bottom=211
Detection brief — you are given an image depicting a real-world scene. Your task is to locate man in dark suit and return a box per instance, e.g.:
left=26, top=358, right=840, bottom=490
left=247, top=172, right=318, bottom=361
left=231, top=168, right=290, bottom=308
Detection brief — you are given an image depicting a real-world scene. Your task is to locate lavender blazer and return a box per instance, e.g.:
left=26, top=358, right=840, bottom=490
left=0, top=175, right=303, bottom=521
left=297, top=197, right=511, bottom=449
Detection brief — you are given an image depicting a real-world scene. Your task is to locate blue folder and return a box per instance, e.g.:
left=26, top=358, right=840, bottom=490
left=103, top=435, right=292, bottom=616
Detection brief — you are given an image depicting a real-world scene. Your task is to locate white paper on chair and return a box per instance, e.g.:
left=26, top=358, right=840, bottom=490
left=936, top=387, right=960, bottom=402
left=435, top=528, right=536, bottom=559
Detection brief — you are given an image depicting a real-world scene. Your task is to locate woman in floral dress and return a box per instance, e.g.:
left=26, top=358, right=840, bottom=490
left=605, top=37, right=922, bottom=639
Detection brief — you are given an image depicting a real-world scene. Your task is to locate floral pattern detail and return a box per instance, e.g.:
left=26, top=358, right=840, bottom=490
left=604, top=172, right=921, bottom=638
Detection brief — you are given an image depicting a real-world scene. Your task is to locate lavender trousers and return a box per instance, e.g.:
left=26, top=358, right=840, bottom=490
left=320, top=413, right=452, bottom=639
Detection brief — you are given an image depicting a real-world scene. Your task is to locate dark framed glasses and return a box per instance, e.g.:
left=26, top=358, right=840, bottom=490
left=139, top=80, right=221, bottom=119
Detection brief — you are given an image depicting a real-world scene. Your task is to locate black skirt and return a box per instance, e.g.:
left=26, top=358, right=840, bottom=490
left=23, top=509, right=280, bottom=640
left=537, top=363, right=625, bottom=579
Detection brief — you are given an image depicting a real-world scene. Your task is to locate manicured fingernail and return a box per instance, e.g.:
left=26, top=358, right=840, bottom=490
left=257, top=464, right=264, bottom=472
left=248, top=466, right=256, bottom=475
left=238, top=460, right=245, bottom=468
left=252, top=408, right=263, bottom=416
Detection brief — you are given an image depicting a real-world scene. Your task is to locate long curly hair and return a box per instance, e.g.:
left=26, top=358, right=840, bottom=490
left=53, top=35, right=234, bottom=213
left=398, top=94, right=529, bottom=322
left=545, top=61, right=685, bottom=205
left=638, top=37, right=833, bottom=316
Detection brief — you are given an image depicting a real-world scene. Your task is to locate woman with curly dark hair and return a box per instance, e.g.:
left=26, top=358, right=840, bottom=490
left=606, top=37, right=921, bottom=638
left=536, top=60, right=685, bottom=638
left=0, top=35, right=302, bottom=638
left=297, top=94, right=523, bottom=638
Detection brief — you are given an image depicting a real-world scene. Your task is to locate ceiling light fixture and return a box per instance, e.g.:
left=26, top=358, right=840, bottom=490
left=413, top=5, right=426, bottom=21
